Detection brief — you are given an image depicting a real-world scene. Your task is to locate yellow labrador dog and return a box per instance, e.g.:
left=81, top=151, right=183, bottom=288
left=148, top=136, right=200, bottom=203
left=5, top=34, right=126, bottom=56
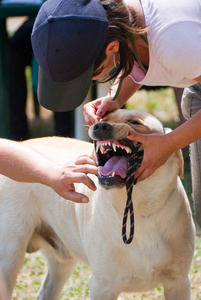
left=0, top=110, right=195, bottom=300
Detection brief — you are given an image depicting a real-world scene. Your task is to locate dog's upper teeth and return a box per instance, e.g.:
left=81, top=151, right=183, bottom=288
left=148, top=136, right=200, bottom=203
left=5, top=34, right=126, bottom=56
left=96, top=143, right=100, bottom=152
left=112, top=144, right=117, bottom=152
left=100, top=145, right=105, bottom=154
left=96, top=141, right=132, bottom=154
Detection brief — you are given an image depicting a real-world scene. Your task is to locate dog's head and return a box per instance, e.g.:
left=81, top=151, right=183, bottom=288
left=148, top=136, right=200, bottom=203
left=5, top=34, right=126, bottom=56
left=89, top=109, right=165, bottom=189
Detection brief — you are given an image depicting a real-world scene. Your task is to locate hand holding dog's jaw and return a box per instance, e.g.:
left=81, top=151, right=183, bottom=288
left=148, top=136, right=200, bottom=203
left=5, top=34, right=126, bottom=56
left=127, top=131, right=175, bottom=182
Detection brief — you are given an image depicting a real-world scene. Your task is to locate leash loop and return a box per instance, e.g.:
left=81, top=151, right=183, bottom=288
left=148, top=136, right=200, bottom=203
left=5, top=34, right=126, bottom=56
left=122, top=143, right=144, bottom=245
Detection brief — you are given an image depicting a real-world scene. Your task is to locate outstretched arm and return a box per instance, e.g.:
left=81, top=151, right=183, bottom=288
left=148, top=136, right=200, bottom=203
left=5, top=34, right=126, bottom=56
left=0, top=139, right=98, bottom=203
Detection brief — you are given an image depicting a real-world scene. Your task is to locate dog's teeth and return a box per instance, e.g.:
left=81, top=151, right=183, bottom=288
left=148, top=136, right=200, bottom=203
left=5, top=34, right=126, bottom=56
left=112, top=144, right=117, bottom=152
left=104, top=149, right=110, bottom=154
left=126, top=148, right=131, bottom=154
left=111, top=171, right=115, bottom=177
left=96, top=143, right=100, bottom=152
left=100, top=145, right=105, bottom=154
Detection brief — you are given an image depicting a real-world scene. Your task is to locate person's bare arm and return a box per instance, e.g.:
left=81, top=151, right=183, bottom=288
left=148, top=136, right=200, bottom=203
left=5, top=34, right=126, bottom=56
left=0, top=139, right=98, bottom=203
left=127, top=76, right=201, bottom=182
left=128, top=109, right=201, bottom=182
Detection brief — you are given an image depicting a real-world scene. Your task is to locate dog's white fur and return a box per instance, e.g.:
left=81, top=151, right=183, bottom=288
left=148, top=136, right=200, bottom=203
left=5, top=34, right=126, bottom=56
left=0, top=109, right=195, bottom=300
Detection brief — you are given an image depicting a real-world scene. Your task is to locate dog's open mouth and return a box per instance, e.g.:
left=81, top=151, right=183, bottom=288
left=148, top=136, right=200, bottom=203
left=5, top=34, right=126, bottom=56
left=95, top=139, right=136, bottom=188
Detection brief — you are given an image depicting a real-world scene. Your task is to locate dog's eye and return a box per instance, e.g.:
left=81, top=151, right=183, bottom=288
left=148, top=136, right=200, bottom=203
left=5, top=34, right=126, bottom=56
left=127, top=120, right=142, bottom=125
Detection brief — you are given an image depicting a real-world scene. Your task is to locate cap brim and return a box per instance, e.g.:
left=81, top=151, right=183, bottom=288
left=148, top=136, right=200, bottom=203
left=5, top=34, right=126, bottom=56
left=38, top=64, right=94, bottom=112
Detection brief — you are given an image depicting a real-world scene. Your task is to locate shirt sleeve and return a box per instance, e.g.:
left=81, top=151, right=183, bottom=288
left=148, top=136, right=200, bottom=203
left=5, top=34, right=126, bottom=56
left=153, top=21, right=201, bottom=80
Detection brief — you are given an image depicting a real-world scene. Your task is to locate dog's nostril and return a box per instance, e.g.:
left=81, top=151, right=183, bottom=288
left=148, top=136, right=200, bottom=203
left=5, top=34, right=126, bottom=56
left=102, top=124, right=111, bottom=131
left=94, top=124, right=100, bottom=131
left=93, top=122, right=112, bottom=132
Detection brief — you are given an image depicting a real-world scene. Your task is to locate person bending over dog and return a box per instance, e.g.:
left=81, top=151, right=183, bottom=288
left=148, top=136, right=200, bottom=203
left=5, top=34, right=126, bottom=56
left=30, top=0, right=201, bottom=227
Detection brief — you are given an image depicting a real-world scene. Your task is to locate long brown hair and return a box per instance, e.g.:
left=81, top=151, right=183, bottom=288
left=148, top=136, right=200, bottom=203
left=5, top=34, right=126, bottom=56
left=93, top=0, right=146, bottom=83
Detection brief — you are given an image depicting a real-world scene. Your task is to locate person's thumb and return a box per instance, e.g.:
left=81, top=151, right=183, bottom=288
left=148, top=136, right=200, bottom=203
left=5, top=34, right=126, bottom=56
left=96, top=104, right=107, bottom=117
left=127, top=131, right=146, bottom=144
left=96, top=98, right=113, bottom=117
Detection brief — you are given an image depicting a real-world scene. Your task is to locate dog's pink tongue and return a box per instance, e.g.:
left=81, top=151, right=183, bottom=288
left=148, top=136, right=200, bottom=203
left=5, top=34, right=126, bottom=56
left=98, top=156, right=129, bottom=178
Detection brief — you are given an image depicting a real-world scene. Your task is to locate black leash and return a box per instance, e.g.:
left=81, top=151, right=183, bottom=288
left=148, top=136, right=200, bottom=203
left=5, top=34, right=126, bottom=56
left=122, top=143, right=144, bottom=244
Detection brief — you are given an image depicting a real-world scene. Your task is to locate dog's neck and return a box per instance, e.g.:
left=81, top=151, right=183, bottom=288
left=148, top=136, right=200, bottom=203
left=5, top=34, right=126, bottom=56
left=95, top=166, right=180, bottom=220
left=96, top=185, right=127, bottom=211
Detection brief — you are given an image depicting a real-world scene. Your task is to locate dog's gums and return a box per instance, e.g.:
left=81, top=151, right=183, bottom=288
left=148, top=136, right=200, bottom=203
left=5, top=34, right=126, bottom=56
left=95, top=139, right=138, bottom=188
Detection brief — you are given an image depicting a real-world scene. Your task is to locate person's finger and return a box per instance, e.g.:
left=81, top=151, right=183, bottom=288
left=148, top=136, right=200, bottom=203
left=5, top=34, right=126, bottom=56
left=70, top=173, right=97, bottom=191
left=96, top=98, right=114, bottom=117
left=135, top=171, right=146, bottom=183
left=83, top=102, right=100, bottom=125
left=127, top=131, right=145, bottom=143
left=73, top=165, right=98, bottom=176
left=58, top=174, right=97, bottom=202
left=136, top=167, right=155, bottom=183
left=75, top=155, right=97, bottom=166
left=84, top=114, right=99, bottom=126
left=63, top=189, right=90, bottom=203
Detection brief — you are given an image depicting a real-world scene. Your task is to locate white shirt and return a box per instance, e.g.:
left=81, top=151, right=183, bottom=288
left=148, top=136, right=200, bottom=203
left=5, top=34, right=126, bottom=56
left=129, top=0, right=201, bottom=88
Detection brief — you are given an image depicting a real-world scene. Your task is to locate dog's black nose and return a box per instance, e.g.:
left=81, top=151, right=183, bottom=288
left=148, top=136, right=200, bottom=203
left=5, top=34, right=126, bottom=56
left=93, top=122, right=113, bottom=139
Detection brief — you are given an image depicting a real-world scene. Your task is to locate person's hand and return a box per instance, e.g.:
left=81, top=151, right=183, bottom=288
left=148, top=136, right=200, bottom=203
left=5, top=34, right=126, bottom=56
left=83, top=95, right=120, bottom=125
left=127, top=131, right=175, bottom=182
left=48, top=155, right=98, bottom=203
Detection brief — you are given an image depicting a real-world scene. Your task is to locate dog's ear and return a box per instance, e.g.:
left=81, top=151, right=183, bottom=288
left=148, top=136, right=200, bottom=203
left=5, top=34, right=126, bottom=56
left=164, top=128, right=184, bottom=178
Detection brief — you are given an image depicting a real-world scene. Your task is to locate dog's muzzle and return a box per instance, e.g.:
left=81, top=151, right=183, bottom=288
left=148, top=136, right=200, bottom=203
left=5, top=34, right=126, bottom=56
left=92, top=122, right=135, bottom=189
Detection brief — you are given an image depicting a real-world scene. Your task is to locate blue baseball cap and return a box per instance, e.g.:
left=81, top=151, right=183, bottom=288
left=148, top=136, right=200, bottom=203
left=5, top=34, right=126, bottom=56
left=31, top=0, right=108, bottom=111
